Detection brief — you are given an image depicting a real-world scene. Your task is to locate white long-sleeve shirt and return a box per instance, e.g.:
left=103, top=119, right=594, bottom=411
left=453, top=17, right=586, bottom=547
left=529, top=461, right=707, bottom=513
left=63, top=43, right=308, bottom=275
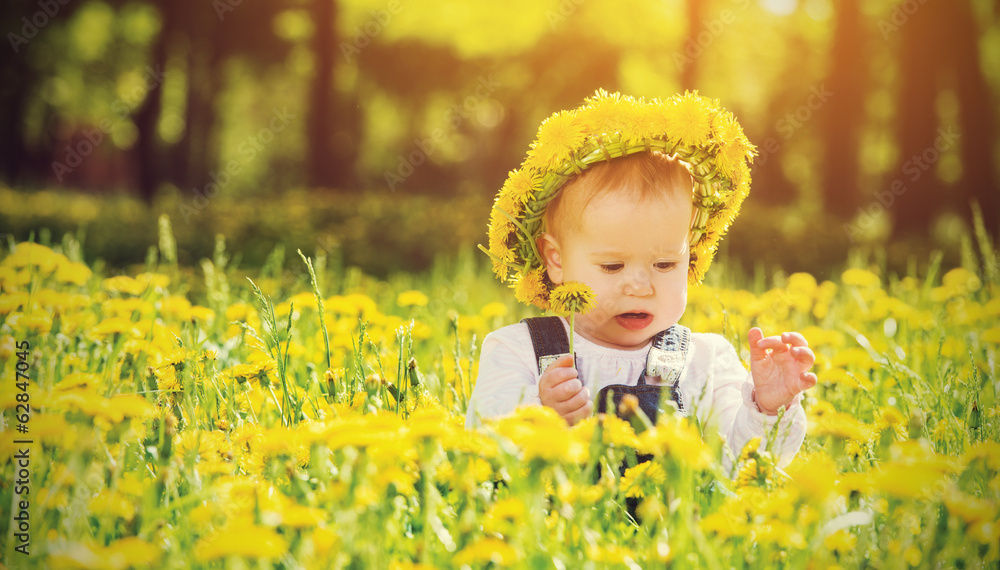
left=465, top=317, right=807, bottom=473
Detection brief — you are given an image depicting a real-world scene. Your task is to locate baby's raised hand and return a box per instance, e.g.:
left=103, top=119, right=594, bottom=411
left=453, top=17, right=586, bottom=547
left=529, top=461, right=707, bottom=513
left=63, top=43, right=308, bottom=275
left=538, top=354, right=593, bottom=425
left=747, top=327, right=817, bottom=415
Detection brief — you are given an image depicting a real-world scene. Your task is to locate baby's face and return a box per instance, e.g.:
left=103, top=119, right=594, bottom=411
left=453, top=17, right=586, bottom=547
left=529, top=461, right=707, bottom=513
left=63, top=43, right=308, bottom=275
left=544, top=191, right=691, bottom=351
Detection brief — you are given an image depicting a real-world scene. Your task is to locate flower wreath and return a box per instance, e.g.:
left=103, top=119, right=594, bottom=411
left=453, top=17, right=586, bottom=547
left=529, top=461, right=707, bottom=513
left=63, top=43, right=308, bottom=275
left=480, top=89, right=757, bottom=310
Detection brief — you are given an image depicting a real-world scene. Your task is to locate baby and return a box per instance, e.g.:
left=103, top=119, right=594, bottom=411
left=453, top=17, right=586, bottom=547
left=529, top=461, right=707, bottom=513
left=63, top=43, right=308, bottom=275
left=466, top=91, right=816, bottom=470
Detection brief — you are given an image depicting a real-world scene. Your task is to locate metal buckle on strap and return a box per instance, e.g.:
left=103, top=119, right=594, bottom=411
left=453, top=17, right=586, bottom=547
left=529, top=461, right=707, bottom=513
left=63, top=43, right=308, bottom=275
left=645, top=325, right=690, bottom=384
left=646, top=347, right=685, bottom=383
left=538, top=352, right=573, bottom=375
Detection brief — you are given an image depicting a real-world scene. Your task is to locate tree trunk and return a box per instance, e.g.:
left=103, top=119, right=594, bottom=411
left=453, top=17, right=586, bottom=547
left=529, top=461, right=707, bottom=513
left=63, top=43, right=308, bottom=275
left=891, top=0, right=947, bottom=237
left=892, top=0, right=997, bottom=237
left=0, top=56, right=32, bottom=184
left=308, top=0, right=338, bottom=188
left=951, top=1, right=999, bottom=234
left=820, top=0, right=866, bottom=220
left=679, top=0, right=702, bottom=91
left=132, top=0, right=172, bottom=203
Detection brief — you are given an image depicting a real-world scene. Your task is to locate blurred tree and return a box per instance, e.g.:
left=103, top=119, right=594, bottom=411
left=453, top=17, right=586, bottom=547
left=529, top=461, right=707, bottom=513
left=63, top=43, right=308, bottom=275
left=820, top=0, right=866, bottom=220
left=680, top=0, right=702, bottom=91
left=0, top=0, right=85, bottom=183
left=308, top=0, right=359, bottom=189
left=146, top=0, right=292, bottom=200
left=893, top=0, right=998, bottom=236
left=748, top=35, right=813, bottom=207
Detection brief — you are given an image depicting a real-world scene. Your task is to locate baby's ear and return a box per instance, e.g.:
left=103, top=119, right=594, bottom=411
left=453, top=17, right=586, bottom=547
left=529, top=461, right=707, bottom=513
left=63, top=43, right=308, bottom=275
left=537, top=233, right=564, bottom=285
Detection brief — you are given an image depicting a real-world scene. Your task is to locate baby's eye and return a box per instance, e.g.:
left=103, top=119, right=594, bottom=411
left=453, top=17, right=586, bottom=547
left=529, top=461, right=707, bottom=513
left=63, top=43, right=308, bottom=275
left=600, top=263, right=624, bottom=273
left=654, top=261, right=677, bottom=271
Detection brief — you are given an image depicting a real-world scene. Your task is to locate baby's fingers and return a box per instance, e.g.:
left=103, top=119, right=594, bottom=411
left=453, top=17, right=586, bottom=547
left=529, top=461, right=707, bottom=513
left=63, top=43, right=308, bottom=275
left=799, top=372, right=818, bottom=391
left=550, top=378, right=586, bottom=403
left=563, top=397, right=594, bottom=426
left=542, top=354, right=576, bottom=374
left=755, top=335, right=791, bottom=354
left=791, top=346, right=816, bottom=368
left=781, top=331, right=809, bottom=347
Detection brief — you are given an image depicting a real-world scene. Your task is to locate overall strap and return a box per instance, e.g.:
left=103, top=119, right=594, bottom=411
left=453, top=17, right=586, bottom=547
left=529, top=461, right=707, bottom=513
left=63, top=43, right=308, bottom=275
left=637, top=324, right=691, bottom=412
left=521, top=317, right=573, bottom=375
left=645, top=324, right=691, bottom=382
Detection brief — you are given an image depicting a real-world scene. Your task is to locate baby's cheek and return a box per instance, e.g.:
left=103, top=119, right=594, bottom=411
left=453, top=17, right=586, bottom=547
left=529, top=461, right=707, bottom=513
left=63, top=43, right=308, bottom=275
left=587, top=301, right=616, bottom=322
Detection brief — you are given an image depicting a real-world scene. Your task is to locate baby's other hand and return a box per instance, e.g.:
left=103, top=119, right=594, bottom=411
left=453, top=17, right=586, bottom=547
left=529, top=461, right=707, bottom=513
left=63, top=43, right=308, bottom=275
left=748, top=327, right=817, bottom=415
left=538, top=354, right=592, bottom=425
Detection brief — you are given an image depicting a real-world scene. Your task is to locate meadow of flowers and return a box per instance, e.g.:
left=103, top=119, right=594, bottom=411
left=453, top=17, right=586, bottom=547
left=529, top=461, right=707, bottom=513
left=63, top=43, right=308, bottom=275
left=1, top=215, right=999, bottom=568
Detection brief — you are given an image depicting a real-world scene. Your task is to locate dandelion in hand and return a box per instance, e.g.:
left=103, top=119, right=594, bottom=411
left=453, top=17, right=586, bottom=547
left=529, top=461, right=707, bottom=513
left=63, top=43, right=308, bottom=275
left=549, top=281, right=596, bottom=355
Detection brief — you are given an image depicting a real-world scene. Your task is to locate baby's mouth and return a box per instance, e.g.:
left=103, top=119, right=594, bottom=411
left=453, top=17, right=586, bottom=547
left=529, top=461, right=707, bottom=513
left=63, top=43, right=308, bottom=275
left=615, top=312, right=653, bottom=331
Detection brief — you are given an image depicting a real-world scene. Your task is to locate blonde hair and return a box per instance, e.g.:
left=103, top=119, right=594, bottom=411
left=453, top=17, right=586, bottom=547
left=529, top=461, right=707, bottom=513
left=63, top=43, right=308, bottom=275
left=542, top=151, right=695, bottom=238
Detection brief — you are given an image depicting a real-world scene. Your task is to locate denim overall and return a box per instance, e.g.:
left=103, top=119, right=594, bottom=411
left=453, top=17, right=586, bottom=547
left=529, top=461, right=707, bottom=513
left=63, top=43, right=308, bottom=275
left=522, top=317, right=690, bottom=424
left=524, top=318, right=733, bottom=521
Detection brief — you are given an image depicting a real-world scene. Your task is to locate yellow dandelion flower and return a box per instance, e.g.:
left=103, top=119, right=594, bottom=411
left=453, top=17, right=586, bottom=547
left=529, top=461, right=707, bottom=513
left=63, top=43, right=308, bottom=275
left=161, top=295, right=192, bottom=321
left=712, top=113, right=756, bottom=180
left=809, top=408, right=874, bottom=442
left=396, top=290, right=429, bottom=308
left=578, top=89, right=629, bottom=136
left=513, top=267, right=549, bottom=310
left=480, top=301, right=508, bottom=320
left=596, top=413, right=640, bottom=448
left=942, top=267, right=981, bottom=291
left=841, top=268, right=881, bottom=288
left=312, top=527, right=340, bottom=556
left=103, top=275, right=146, bottom=296
left=55, top=260, right=92, bottom=285
left=784, top=451, right=837, bottom=499
left=549, top=281, right=596, bottom=316
left=689, top=243, right=717, bottom=284
left=943, top=487, right=997, bottom=525
left=0, top=334, right=14, bottom=360
left=350, top=392, right=366, bottom=410
left=103, top=537, right=162, bottom=567
left=7, top=311, right=52, bottom=334
left=488, top=217, right=517, bottom=282
left=501, top=169, right=538, bottom=205
left=662, top=92, right=714, bottom=147
left=622, top=98, right=659, bottom=144
left=88, top=489, right=136, bottom=521
left=0, top=292, right=28, bottom=314
left=620, top=461, right=667, bottom=498
left=735, top=457, right=769, bottom=487
left=154, top=366, right=182, bottom=392
left=494, top=189, right=523, bottom=223
left=190, top=305, right=215, bottom=322
left=2, top=242, right=64, bottom=272
left=453, top=537, right=521, bottom=566
left=136, top=272, right=170, bottom=289
left=739, top=436, right=762, bottom=462
left=493, top=405, right=586, bottom=462
left=824, top=529, right=857, bottom=554
left=193, top=521, right=288, bottom=562
left=636, top=416, right=713, bottom=468
left=103, top=394, right=156, bottom=422
left=526, top=110, right=588, bottom=170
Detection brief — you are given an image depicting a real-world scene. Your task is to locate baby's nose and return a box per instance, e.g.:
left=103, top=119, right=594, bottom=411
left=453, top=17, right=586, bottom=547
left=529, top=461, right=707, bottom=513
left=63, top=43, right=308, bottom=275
left=622, top=269, right=653, bottom=296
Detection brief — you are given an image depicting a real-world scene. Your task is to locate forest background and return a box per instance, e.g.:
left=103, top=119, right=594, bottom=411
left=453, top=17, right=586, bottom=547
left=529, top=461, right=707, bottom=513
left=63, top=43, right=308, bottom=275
left=1, top=0, right=998, bottom=278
